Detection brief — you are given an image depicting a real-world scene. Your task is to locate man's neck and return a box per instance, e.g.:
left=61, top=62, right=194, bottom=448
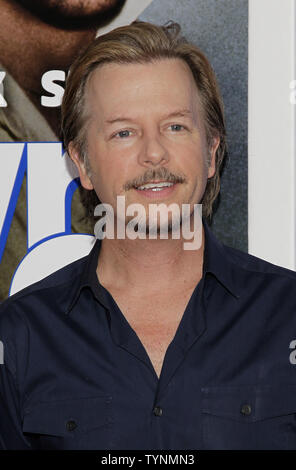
left=97, top=224, right=205, bottom=295
left=0, top=0, right=96, bottom=135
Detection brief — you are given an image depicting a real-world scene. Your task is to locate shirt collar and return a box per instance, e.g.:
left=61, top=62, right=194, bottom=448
left=202, top=219, right=241, bottom=299
left=66, top=237, right=107, bottom=314
left=66, top=217, right=241, bottom=314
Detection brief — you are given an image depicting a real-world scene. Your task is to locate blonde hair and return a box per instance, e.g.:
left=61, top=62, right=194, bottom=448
left=61, top=20, right=227, bottom=220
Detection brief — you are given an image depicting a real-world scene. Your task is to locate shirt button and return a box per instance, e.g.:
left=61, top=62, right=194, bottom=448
left=66, top=420, right=77, bottom=431
left=153, top=406, right=163, bottom=417
left=240, top=404, right=252, bottom=416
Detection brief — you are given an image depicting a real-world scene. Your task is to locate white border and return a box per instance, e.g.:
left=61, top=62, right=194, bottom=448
left=249, top=0, right=296, bottom=270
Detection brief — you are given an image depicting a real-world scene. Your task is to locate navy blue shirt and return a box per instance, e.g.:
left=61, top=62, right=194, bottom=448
left=1, top=220, right=296, bottom=450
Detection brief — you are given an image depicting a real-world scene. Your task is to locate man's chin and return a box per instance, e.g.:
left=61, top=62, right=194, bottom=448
left=16, top=0, right=126, bottom=31
left=125, top=217, right=183, bottom=239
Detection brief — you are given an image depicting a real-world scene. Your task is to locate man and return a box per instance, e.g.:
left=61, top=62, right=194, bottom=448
left=1, top=21, right=296, bottom=450
left=0, top=0, right=152, bottom=301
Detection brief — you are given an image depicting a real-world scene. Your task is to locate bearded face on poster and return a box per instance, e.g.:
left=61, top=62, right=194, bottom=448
left=0, top=0, right=127, bottom=138
left=16, top=0, right=127, bottom=29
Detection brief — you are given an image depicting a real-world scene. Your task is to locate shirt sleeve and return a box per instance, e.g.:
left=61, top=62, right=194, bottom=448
left=0, top=302, right=32, bottom=450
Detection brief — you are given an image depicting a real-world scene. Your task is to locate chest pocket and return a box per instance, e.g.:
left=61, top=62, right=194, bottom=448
left=22, top=395, right=113, bottom=450
left=201, top=385, right=296, bottom=450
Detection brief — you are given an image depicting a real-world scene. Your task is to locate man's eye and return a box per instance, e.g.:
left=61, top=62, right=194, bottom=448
left=170, top=124, right=184, bottom=131
left=114, top=130, right=132, bottom=138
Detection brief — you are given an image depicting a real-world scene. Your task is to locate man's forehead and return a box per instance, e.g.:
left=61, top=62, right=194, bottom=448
left=88, top=58, right=195, bottom=86
left=85, top=58, right=202, bottom=120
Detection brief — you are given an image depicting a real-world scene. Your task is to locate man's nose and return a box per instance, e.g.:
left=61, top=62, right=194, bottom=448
left=138, top=131, right=169, bottom=167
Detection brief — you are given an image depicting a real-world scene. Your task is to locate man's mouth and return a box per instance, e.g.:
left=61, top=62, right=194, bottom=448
left=135, top=181, right=175, bottom=191
left=133, top=180, right=178, bottom=199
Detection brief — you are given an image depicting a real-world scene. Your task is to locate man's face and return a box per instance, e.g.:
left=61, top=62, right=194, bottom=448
left=17, top=0, right=126, bottom=28
left=72, top=58, right=219, bottom=231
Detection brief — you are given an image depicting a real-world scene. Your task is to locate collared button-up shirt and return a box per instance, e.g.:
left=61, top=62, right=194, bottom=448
left=1, top=220, right=296, bottom=450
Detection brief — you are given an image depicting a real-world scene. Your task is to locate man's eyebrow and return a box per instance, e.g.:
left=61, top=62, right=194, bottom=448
left=105, top=109, right=193, bottom=125
left=162, top=109, right=194, bottom=119
left=105, top=117, right=134, bottom=125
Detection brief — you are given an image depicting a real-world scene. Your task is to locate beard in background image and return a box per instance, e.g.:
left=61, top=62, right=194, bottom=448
left=16, top=0, right=127, bottom=29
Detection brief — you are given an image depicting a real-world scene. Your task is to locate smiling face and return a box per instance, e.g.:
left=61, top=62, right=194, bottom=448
left=70, top=58, right=220, bottom=231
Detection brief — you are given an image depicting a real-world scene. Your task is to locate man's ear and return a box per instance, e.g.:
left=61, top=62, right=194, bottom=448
left=68, top=142, right=94, bottom=190
left=207, top=136, right=220, bottom=179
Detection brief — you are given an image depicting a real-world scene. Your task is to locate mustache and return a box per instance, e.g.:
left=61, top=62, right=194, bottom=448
left=123, top=168, right=186, bottom=191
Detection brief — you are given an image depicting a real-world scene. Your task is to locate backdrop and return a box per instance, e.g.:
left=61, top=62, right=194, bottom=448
left=0, top=0, right=248, bottom=300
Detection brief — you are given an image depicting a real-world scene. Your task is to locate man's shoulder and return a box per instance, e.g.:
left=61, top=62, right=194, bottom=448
left=223, top=242, right=296, bottom=282
left=0, top=253, right=89, bottom=316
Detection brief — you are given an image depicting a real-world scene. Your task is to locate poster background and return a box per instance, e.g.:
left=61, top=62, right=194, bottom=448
left=0, top=0, right=248, bottom=299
